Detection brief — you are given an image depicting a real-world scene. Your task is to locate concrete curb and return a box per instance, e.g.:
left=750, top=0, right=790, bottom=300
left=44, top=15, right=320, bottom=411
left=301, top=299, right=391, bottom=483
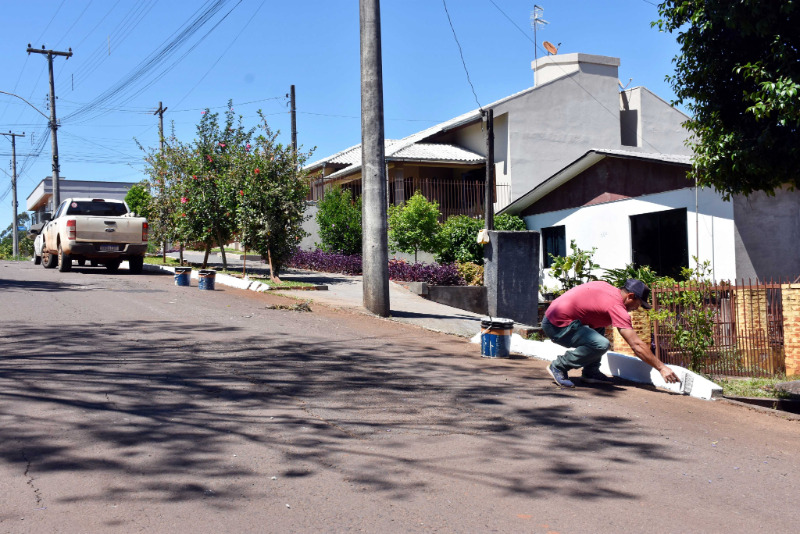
left=471, top=332, right=724, bottom=401
left=144, top=263, right=272, bottom=292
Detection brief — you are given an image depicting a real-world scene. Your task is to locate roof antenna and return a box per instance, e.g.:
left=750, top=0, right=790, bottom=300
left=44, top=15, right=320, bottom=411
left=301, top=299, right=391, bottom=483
left=618, top=78, right=633, bottom=90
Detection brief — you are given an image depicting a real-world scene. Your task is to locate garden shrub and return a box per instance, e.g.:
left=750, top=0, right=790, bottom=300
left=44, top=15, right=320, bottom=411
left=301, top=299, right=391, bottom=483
left=388, top=260, right=465, bottom=286
left=436, top=215, right=483, bottom=264
left=456, top=261, right=484, bottom=286
left=493, top=213, right=526, bottom=231
left=315, top=186, right=362, bottom=255
left=388, top=191, right=442, bottom=262
left=287, top=248, right=363, bottom=275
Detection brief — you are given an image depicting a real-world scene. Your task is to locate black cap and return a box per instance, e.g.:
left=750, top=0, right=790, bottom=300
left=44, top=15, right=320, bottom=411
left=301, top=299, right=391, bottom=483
left=624, top=279, right=652, bottom=309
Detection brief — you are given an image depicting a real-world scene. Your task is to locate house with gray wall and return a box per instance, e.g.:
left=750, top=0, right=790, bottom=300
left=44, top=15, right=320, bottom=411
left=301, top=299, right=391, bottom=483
left=305, top=53, right=690, bottom=217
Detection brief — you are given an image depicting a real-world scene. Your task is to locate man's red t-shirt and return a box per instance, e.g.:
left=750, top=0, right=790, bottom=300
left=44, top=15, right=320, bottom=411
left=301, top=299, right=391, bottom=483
left=544, top=281, right=633, bottom=330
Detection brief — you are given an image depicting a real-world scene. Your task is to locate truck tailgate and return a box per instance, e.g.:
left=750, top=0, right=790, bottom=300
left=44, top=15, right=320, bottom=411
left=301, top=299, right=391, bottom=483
left=75, top=218, right=143, bottom=243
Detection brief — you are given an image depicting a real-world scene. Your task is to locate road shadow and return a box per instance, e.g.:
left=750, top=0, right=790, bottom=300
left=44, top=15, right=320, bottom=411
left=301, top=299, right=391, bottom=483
left=0, top=318, right=677, bottom=507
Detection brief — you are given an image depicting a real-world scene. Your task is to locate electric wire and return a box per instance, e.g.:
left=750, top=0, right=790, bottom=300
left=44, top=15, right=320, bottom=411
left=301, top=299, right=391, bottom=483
left=173, top=0, right=266, bottom=109
left=486, top=0, right=668, bottom=153
left=442, top=0, right=483, bottom=112
left=62, top=0, right=235, bottom=124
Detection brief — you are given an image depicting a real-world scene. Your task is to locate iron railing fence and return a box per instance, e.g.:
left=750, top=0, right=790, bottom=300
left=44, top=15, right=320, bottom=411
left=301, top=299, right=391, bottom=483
left=652, top=279, right=786, bottom=378
left=309, top=177, right=511, bottom=222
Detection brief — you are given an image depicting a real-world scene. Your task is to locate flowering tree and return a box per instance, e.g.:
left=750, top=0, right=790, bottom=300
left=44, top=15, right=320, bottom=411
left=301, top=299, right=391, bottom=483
left=140, top=102, right=311, bottom=276
left=236, top=112, right=311, bottom=282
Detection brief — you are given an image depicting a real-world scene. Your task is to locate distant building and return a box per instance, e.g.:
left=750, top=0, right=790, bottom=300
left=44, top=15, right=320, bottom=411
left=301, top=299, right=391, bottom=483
left=27, top=177, right=136, bottom=225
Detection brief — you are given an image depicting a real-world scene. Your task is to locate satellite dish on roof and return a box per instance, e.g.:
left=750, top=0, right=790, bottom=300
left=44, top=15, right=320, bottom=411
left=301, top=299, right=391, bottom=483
left=543, top=41, right=558, bottom=55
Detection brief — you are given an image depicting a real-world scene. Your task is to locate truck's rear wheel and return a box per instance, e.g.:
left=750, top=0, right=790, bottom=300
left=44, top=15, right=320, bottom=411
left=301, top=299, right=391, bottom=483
left=128, top=256, right=144, bottom=274
left=105, top=259, right=121, bottom=273
left=42, top=247, right=57, bottom=269
left=58, top=243, right=72, bottom=272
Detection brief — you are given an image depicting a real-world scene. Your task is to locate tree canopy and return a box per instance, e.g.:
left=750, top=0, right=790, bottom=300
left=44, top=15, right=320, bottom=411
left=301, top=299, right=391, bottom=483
left=655, top=1, right=799, bottom=198
left=138, top=101, right=311, bottom=278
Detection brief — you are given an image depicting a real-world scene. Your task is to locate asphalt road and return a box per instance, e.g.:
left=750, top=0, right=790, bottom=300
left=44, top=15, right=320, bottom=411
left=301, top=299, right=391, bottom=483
left=1, top=260, right=799, bottom=533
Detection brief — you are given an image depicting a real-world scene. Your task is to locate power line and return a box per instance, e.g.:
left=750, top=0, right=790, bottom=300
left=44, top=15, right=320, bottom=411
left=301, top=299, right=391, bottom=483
left=442, top=0, right=482, bottom=111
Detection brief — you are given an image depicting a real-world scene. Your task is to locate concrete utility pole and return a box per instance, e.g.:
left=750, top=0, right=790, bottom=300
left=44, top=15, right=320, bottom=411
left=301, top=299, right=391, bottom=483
left=359, top=0, right=390, bottom=317
left=290, top=85, right=297, bottom=154
left=2, top=131, right=25, bottom=257
left=27, top=44, right=72, bottom=211
left=483, top=109, right=495, bottom=230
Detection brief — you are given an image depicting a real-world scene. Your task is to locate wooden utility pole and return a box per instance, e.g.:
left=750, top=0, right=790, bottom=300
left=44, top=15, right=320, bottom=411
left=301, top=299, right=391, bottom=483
left=290, top=85, right=297, bottom=154
left=154, top=101, right=167, bottom=151
left=27, top=44, right=72, bottom=211
left=2, top=131, right=25, bottom=257
left=483, top=109, right=495, bottom=230
left=360, top=0, right=390, bottom=316
left=154, top=101, right=168, bottom=262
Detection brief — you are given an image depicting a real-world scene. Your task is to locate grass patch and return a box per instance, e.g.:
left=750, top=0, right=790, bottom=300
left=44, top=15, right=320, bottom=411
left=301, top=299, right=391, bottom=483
left=715, top=375, right=794, bottom=399
left=144, top=256, right=183, bottom=267
left=249, top=277, right=317, bottom=289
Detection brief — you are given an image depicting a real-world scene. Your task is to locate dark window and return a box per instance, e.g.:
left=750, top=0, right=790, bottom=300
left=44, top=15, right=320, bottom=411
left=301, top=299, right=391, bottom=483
left=65, top=201, right=128, bottom=217
left=630, top=208, right=688, bottom=278
left=541, top=225, right=566, bottom=268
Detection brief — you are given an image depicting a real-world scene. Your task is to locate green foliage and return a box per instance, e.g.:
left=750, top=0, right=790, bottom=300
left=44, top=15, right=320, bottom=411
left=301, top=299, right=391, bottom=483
left=649, top=258, right=717, bottom=372
left=388, top=191, right=442, bottom=262
left=124, top=183, right=152, bottom=219
left=436, top=215, right=483, bottom=264
left=236, top=112, right=311, bottom=278
left=0, top=213, right=33, bottom=259
left=493, top=213, right=526, bottom=231
left=456, top=261, right=484, bottom=286
left=548, top=239, right=599, bottom=294
left=601, top=263, right=662, bottom=288
left=315, top=186, right=362, bottom=255
left=654, top=1, right=800, bottom=197
left=436, top=213, right=526, bottom=265
left=138, top=100, right=312, bottom=277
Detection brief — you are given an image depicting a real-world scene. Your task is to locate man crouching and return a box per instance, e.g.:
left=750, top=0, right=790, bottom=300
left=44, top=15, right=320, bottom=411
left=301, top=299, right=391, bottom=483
left=541, top=279, right=680, bottom=388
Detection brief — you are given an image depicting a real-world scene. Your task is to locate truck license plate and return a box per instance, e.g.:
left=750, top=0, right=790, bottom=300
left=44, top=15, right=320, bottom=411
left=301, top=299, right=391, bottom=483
left=100, top=245, right=118, bottom=251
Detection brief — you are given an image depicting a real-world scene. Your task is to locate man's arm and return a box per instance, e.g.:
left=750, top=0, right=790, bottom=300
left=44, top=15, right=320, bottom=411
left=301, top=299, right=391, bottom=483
left=617, top=328, right=681, bottom=384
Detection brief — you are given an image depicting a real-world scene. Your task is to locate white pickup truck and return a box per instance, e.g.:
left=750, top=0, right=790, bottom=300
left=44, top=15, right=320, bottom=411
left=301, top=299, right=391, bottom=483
left=33, top=198, right=149, bottom=273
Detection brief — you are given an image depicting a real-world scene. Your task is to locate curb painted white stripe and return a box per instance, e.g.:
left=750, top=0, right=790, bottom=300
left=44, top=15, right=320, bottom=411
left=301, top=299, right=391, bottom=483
left=471, top=332, right=723, bottom=401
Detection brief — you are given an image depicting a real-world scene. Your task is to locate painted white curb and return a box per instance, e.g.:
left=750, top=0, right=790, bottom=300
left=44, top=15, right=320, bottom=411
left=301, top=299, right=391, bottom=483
left=144, top=264, right=272, bottom=292
left=471, top=332, right=723, bottom=401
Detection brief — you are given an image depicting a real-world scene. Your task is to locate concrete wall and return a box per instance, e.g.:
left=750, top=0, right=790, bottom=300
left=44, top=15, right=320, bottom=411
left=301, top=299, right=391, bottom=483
left=733, top=186, right=800, bottom=280
left=500, top=55, right=623, bottom=204
left=523, top=187, right=736, bottom=287
left=484, top=231, right=540, bottom=326
left=622, top=87, right=691, bottom=155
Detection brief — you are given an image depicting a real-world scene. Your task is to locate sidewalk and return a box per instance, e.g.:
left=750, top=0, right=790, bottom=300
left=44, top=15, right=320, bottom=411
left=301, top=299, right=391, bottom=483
left=151, top=251, right=723, bottom=401
left=156, top=251, right=486, bottom=338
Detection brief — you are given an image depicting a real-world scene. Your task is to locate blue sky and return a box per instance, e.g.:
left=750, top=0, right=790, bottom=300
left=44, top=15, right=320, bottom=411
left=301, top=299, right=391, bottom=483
left=1, top=0, right=681, bottom=231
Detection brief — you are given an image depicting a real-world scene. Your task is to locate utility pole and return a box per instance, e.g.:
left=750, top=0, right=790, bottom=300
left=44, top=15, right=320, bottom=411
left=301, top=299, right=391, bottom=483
left=27, top=44, right=72, bottom=211
left=483, top=109, right=495, bottom=230
left=290, top=85, right=297, bottom=154
left=2, top=131, right=25, bottom=257
left=154, top=101, right=167, bottom=151
left=360, top=0, right=390, bottom=317
left=154, top=101, right=168, bottom=262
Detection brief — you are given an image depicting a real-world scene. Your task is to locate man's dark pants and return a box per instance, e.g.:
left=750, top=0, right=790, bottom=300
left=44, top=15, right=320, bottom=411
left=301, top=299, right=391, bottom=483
left=541, top=316, right=610, bottom=373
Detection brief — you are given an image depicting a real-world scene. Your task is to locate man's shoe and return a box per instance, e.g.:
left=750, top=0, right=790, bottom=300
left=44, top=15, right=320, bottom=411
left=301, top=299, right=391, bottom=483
left=547, top=363, right=575, bottom=388
left=581, top=368, right=614, bottom=384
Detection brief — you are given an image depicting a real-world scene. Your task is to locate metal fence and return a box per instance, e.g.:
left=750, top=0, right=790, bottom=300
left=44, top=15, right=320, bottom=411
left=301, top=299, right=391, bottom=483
left=309, top=177, right=511, bottom=222
left=652, top=280, right=785, bottom=377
